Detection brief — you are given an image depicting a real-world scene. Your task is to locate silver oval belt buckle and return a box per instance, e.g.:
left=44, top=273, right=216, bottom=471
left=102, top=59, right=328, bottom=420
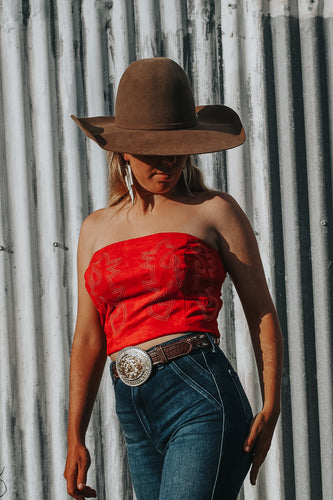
left=116, top=347, right=153, bottom=386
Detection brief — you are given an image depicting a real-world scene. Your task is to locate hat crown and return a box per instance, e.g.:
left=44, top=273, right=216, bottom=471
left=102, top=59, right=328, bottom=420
left=115, top=58, right=198, bottom=131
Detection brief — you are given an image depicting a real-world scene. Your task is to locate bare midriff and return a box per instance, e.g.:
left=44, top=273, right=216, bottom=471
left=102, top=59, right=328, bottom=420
left=109, top=333, right=187, bottom=361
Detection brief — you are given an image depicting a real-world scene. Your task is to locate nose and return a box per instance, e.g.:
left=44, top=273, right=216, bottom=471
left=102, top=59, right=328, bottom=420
left=161, top=155, right=176, bottom=165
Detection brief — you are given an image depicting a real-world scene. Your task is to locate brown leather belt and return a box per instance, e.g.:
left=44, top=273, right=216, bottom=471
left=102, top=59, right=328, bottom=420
left=112, top=333, right=218, bottom=381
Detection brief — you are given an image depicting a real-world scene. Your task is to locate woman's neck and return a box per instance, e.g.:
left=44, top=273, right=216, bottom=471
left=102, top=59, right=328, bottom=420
left=130, top=186, right=181, bottom=214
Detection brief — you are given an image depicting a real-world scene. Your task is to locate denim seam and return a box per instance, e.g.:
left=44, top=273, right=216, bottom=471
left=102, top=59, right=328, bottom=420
left=184, top=350, right=211, bottom=375
left=130, top=387, right=165, bottom=455
left=201, top=350, right=225, bottom=500
left=228, top=369, right=253, bottom=425
left=169, top=360, right=222, bottom=411
left=204, top=332, right=217, bottom=352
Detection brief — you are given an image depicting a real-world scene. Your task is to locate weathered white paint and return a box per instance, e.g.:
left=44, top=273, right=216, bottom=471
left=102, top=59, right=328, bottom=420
left=1, top=2, right=44, bottom=499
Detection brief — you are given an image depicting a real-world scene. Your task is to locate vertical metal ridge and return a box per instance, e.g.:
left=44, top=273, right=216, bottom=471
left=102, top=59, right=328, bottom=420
left=1, top=2, right=45, bottom=497
left=220, top=4, right=284, bottom=499
left=186, top=0, right=220, bottom=188
left=159, top=0, right=186, bottom=62
left=298, top=9, right=333, bottom=497
left=28, top=3, right=71, bottom=498
left=271, top=10, right=314, bottom=499
left=133, top=0, right=162, bottom=58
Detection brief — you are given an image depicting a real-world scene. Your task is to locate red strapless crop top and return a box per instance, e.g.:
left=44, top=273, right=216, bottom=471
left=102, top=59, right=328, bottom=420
left=84, top=232, right=226, bottom=355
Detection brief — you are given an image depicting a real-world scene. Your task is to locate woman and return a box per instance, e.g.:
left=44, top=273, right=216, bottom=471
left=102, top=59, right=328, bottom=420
left=64, top=57, right=282, bottom=500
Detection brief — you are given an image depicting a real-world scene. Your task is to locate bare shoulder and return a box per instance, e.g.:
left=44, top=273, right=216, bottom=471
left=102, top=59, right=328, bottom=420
left=201, top=189, right=242, bottom=211
left=189, top=191, right=274, bottom=316
left=196, top=190, right=248, bottom=227
left=78, top=207, right=114, bottom=265
left=80, top=206, right=116, bottom=239
left=81, top=207, right=113, bottom=230
left=198, top=190, right=258, bottom=266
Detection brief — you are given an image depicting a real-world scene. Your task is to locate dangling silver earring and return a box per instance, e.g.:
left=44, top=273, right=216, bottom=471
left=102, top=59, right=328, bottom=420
left=182, top=164, right=193, bottom=196
left=124, top=162, right=134, bottom=204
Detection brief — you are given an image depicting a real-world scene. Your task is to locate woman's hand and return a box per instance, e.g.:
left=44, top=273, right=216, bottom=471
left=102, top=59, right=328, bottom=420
left=64, top=443, right=97, bottom=499
left=243, top=411, right=279, bottom=485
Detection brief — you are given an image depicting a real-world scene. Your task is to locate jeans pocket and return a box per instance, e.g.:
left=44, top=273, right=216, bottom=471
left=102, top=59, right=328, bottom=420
left=228, top=369, right=253, bottom=424
left=169, top=355, right=222, bottom=411
left=184, top=349, right=211, bottom=375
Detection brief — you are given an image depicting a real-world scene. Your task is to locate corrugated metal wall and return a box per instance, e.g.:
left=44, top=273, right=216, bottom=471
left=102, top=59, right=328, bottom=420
left=0, top=1, right=332, bottom=499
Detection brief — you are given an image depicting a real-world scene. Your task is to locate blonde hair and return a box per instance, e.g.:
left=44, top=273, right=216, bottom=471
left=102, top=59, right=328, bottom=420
left=106, top=152, right=209, bottom=207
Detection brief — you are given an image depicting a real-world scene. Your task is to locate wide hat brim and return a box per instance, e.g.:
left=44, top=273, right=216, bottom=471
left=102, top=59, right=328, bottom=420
left=71, top=105, right=245, bottom=156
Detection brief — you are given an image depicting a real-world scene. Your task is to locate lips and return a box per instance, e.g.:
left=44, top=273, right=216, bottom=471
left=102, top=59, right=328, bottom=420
left=154, top=170, right=171, bottom=176
left=155, top=173, right=171, bottom=180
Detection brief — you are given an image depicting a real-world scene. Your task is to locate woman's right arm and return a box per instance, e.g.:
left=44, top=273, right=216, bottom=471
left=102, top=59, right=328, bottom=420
left=64, top=218, right=107, bottom=499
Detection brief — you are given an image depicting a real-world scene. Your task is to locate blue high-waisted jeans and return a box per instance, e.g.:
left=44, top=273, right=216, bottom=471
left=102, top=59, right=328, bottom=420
left=110, top=333, right=253, bottom=500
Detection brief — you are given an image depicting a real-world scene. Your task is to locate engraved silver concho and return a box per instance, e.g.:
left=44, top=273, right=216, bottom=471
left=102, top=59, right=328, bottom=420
left=116, top=347, right=153, bottom=386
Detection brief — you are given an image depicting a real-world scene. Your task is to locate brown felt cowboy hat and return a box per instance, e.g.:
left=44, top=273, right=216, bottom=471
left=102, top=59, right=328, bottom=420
left=71, top=57, right=245, bottom=156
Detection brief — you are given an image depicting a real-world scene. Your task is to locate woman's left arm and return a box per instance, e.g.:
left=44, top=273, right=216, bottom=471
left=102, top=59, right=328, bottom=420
left=213, top=193, right=283, bottom=486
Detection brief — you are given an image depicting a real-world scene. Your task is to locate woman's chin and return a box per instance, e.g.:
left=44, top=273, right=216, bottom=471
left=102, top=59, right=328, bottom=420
left=137, top=183, right=178, bottom=196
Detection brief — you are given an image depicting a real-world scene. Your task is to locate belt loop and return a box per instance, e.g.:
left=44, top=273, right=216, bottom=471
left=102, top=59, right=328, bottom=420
left=205, top=332, right=216, bottom=352
left=155, top=344, right=169, bottom=364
